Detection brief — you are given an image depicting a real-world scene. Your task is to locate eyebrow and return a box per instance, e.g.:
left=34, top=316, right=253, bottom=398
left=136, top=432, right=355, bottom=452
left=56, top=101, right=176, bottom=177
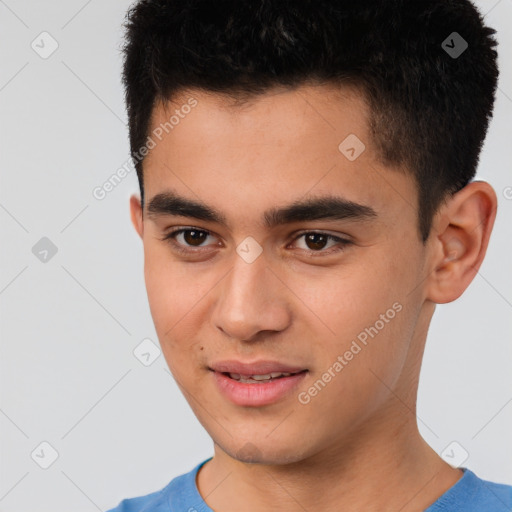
left=146, top=190, right=377, bottom=228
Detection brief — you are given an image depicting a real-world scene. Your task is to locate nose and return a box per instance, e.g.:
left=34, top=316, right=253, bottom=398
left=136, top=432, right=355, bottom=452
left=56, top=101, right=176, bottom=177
left=211, top=253, right=292, bottom=342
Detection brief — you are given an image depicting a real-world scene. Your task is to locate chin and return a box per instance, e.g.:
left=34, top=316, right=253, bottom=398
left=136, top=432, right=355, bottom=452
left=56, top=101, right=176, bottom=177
left=223, top=439, right=311, bottom=466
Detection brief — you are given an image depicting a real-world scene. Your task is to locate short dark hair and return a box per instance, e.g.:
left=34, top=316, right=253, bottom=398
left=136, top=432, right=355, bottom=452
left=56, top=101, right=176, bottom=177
left=121, top=0, right=499, bottom=241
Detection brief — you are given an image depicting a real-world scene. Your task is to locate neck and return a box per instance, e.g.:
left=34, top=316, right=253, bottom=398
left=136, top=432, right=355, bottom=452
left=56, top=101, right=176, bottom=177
left=196, top=408, right=462, bottom=512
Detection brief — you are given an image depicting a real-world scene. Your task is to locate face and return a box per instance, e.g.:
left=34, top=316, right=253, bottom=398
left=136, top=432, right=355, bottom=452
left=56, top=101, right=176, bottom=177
left=131, top=84, right=432, bottom=465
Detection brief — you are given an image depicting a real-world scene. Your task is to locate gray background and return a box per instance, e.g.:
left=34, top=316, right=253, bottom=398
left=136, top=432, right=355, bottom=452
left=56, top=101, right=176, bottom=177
left=0, top=1, right=511, bottom=511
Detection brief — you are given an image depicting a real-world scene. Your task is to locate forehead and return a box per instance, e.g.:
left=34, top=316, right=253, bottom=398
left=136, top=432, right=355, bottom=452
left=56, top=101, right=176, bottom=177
left=150, top=82, right=371, bottom=148
left=143, top=83, right=415, bottom=227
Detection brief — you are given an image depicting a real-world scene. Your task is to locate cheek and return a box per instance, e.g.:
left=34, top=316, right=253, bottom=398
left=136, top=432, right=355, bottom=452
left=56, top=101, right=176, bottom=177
left=301, top=251, right=416, bottom=386
left=142, top=246, right=217, bottom=368
left=143, top=247, right=185, bottom=346
left=297, top=305, right=414, bottom=436
left=288, top=252, right=407, bottom=340
left=143, top=243, right=197, bottom=327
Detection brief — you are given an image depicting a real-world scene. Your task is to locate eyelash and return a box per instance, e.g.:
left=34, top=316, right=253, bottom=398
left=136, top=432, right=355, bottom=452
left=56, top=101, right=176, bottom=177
left=159, top=227, right=352, bottom=257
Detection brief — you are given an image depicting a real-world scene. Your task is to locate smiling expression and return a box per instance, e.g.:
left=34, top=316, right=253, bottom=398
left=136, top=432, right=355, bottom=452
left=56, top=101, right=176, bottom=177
left=130, top=83, right=433, bottom=464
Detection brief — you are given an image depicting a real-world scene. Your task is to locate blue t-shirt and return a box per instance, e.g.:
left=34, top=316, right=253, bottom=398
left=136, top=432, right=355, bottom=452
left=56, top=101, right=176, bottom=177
left=106, top=457, right=512, bottom=511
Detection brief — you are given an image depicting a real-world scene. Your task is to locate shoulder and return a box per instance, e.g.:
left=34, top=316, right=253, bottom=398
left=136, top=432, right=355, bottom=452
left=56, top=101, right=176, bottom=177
left=105, top=485, right=170, bottom=512
left=476, top=475, right=512, bottom=508
left=105, top=458, right=212, bottom=512
left=428, top=468, right=512, bottom=512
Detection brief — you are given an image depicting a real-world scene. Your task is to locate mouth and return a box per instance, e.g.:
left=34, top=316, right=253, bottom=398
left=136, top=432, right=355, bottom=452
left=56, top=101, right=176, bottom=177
left=209, top=364, right=309, bottom=406
left=218, top=370, right=308, bottom=383
left=208, top=359, right=308, bottom=375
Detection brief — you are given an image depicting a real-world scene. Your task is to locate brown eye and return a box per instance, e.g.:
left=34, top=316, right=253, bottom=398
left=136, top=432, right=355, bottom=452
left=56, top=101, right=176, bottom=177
left=291, top=231, right=352, bottom=256
left=160, top=228, right=216, bottom=253
left=182, top=229, right=208, bottom=247
left=304, top=233, right=329, bottom=251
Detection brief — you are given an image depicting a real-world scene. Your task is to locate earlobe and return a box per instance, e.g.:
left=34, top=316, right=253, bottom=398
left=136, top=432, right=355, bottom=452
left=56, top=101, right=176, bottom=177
left=425, top=181, right=497, bottom=304
left=129, top=194, right=144, bottom=239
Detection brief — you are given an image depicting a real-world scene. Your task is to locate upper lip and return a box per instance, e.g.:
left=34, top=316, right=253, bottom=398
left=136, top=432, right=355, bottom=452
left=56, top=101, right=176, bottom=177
left=209, top=360, right=308, bottom=375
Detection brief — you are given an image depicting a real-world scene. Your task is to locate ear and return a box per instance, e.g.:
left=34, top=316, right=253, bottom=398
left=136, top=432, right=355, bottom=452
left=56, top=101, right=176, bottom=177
left=425, top=181, right=497, bottom=304
left=130, top=194, right=144, bottom=239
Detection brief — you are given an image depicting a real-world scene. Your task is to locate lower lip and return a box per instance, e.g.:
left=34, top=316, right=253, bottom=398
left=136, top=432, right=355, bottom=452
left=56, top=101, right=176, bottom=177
left=212, top=370, right=308, bottom=406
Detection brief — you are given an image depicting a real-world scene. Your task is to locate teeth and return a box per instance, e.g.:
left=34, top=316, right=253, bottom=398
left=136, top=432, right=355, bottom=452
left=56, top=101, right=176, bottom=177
left=228, top=372, right=293, bottom=382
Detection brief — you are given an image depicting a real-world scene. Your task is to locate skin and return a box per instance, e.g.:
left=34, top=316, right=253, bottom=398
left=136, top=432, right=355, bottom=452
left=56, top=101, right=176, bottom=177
left=129, top=83, right=497, bottom=512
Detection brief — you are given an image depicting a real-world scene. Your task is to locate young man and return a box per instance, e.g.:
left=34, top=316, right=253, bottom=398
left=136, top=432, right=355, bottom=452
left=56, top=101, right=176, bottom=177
left=108, top=0, right=512, bottom=510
